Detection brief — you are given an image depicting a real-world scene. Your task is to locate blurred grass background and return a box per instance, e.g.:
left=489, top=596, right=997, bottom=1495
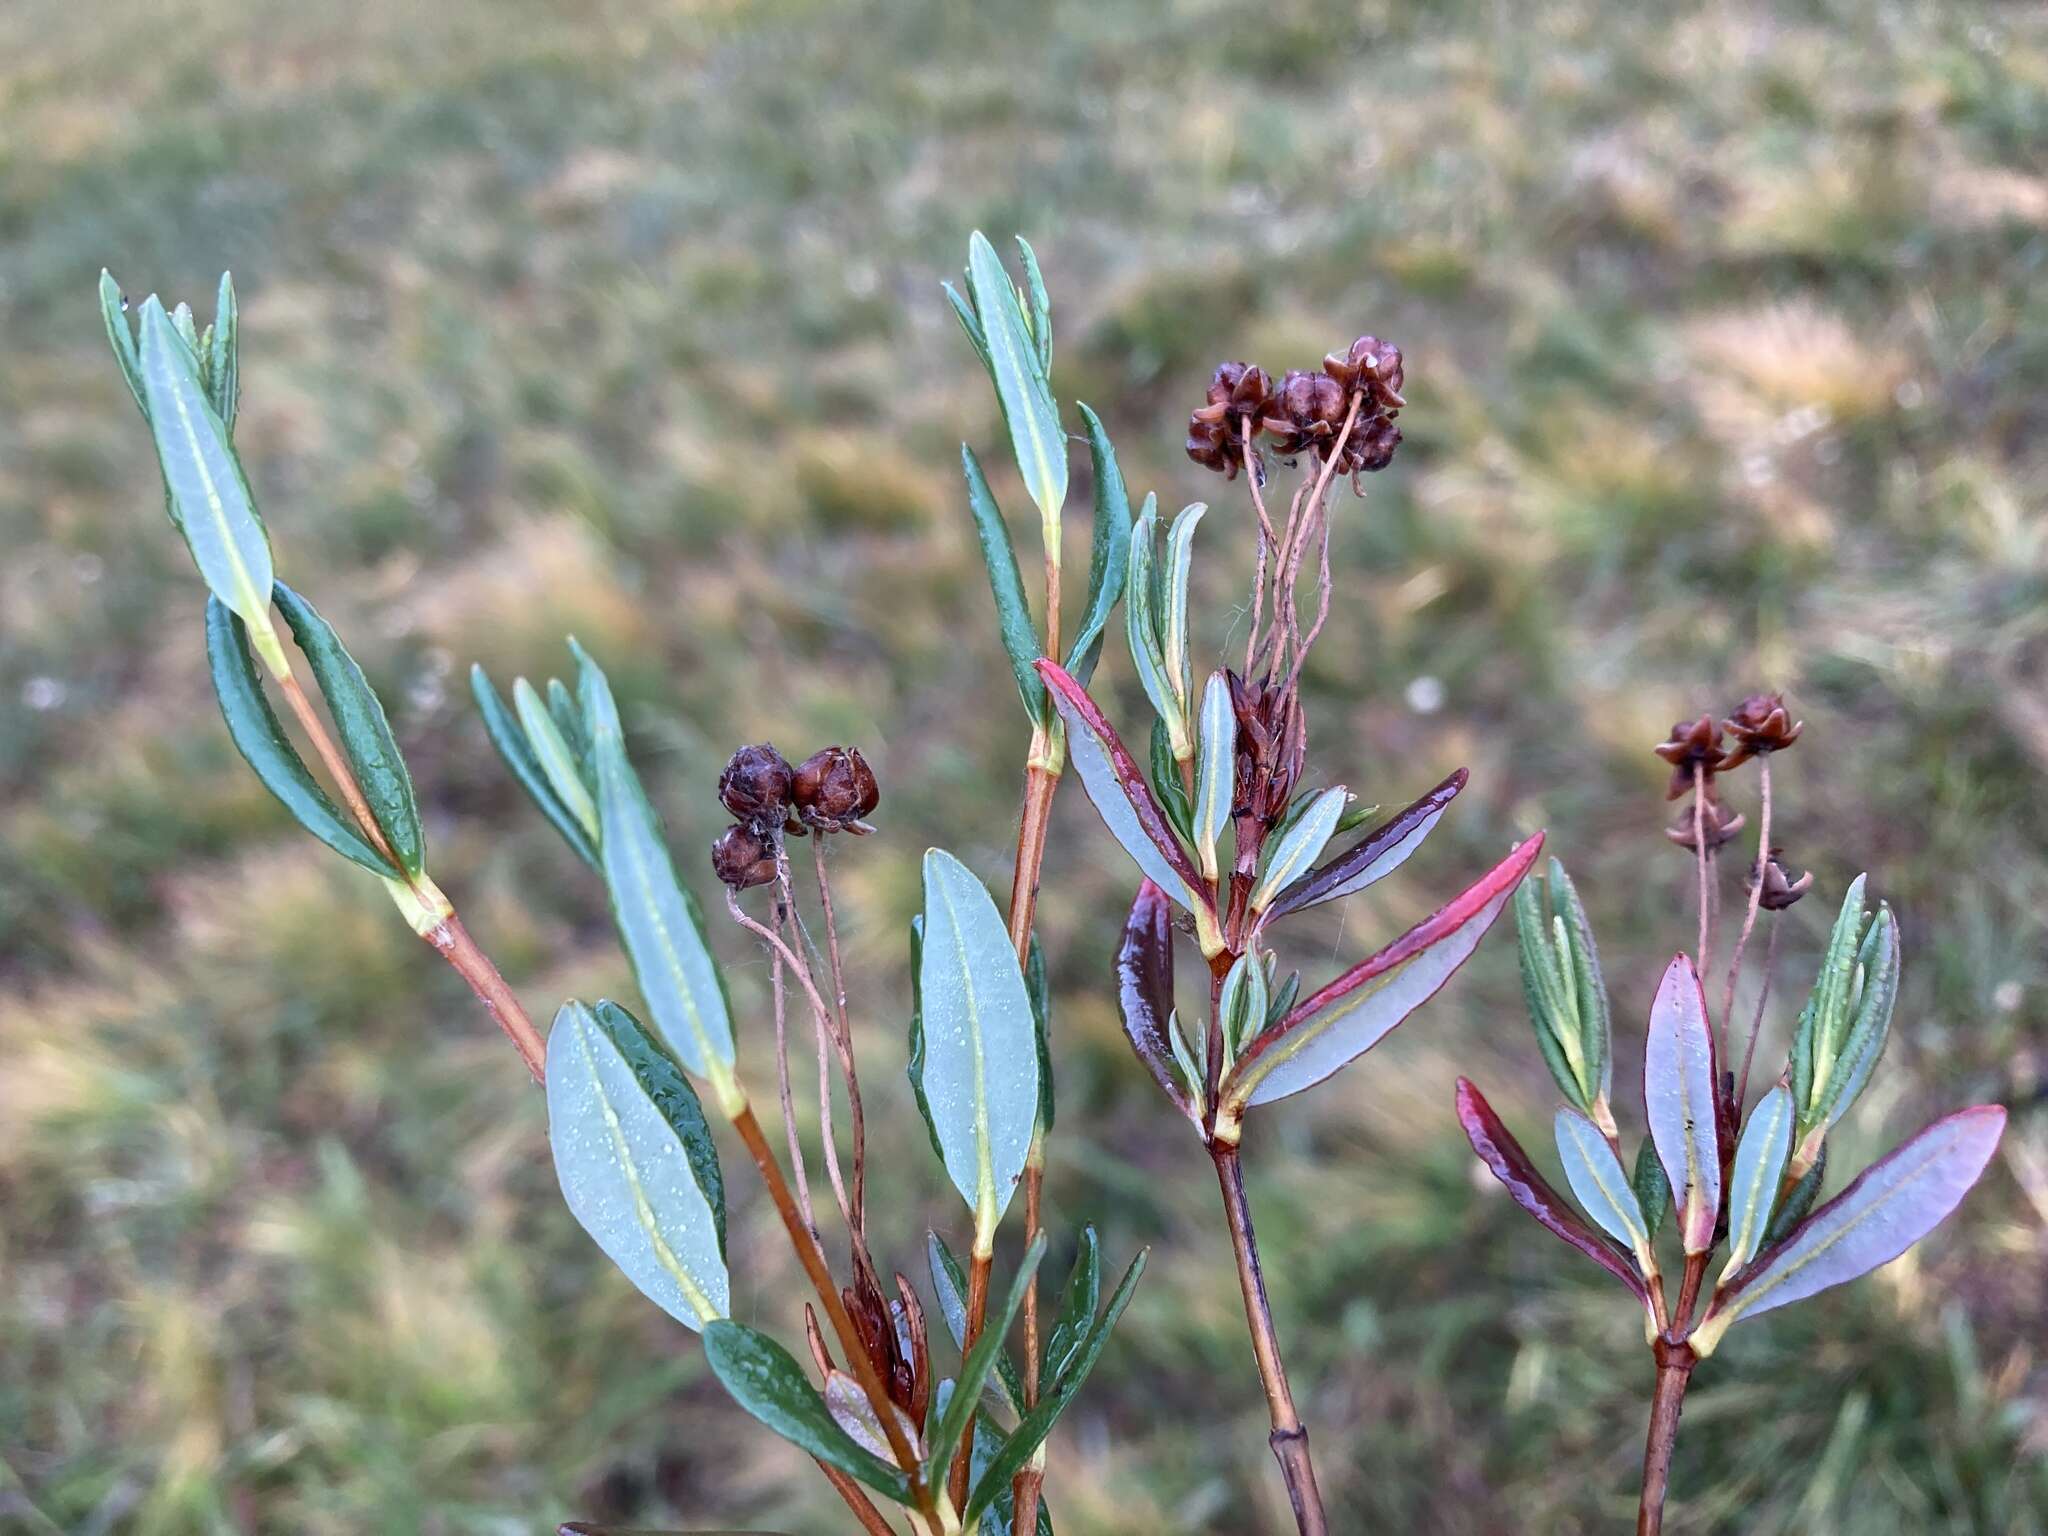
left=3, top=0, right=2046, bottom=1531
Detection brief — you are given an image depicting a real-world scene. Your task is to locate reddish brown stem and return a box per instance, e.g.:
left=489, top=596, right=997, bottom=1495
left=1722, top=758, right=1771, bottom=1061
left=277, top=670, right=399, bottom=866
left=1638, top=1340, right=1698, bottom=1536
left=814, top=1460, right=898, bottom=1536
left=1691, top=765, right=1711, bottom=984
left=728, top=1102, right=927, bottom=1497
left=1011, top=1159, right=1047, bottom=1536
left=1211, top=1142, right=1328, bottom=1536
left=951, top=1247, right=994, bottom=1510
left=426, top=913, right=546, bottom=1082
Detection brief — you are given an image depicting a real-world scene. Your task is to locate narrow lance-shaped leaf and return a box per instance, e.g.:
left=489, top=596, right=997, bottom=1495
left=1516, top=877, right=1589, bottom=1112
left=1250, top=785, right=1348, bottom=918
left=1217, top=949, right=1268, bottom=1067
left=1064, top=403, right=1132, bottom=686
left=702, top=1321, right=911, bottom=1503
left=1125, top=496, right=1184, bottom=754
left=1026, top=932, right=1054, bottom=1135
left=1037, top=660, right=1216, bottom=945
left=1793, top=876, right=1869, bottom=1125
left=967, top=232, right=1066, bottom=524
left=919, top=850, right=1040, bottom=1232
left=943, top=280, right=993, bottom=383
left=1633, top=1139, right=1672, bottom=1239
left=1554, top=1108, right=1650, bottom=1260
left=206, top=271, right=239, bottom=430
left=1222, top=836, right=1544, bottom=1112
left=1265, top=769, right=1468, bottom=919
left=470, top=664, right=601, bottom=870
left=1693, top=1105, right=2006, bottom=1356
left=207, top=597, right=397, bottom=877
left=1115, top=881, right=1192, bottom=1119
left=961, top=443, right=1047, bottom=722
left=1160, top=503, right=1205, bottom=723
left=100, top=270, right=145, bottom=414
left=962, top=1246, right=1149, bottom=1525
left=137, top=296, right=282, bottom=668
left=271, top=582, right=426, bottom=881
left=1190, top=670, right=1235, bottom=883
left=969, top=1414, right=1055, bottom=1536
left=1720, top=1084, right=1794, bottom=1284
left=1811, top=907, right=1900, bottom=1135
left=905, top=914, right=948, bottom=1167
left=1149, top=714, right=1193, bottom=844
left=577, top=643, right=736, bottom=1082
left=547, top=1000, right=728, bottom=1330
left=514, top=676, right=600, bottom=843
left=1644, top=954, right=1721, bottom=1253
left=925, top=1231, right=1027, bottom=1415
left=1455, top=1079, right=1651, bottom=1305
left=546, top=676, right=589, bottom=776
left=1040, top=1226, right=1102, bottom=1393
left=825, top=1370, right=920, bottom=1464
left=925, top=1235, right=1045, bottom=1480
left=1549, top=860, right=1612, bottom=1102
left=1015, top=235, right=1052, bottom=376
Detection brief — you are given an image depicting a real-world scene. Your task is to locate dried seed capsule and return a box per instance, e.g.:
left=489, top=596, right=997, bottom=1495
left=1755, top=849, right=1814, bottom=910
left=1323, top=334, right=1406, bottom=409
left=1653, top=715, right=1729, bottom=799
left=718, top=742, right=796, bottom=827
left=1185, top=361, right=1275, bottom=479
left=1665, top=794, right=1746, bottom=852
left=1721, top=692, right=1804, bottom=769
left=1267, top=369, right=1346, bottom=458
left=711, top=823, right=778, bottom=889
left=793, top=746, right=880, bottom=830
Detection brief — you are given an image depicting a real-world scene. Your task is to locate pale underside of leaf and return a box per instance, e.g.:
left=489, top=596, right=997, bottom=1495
left=1643, top=953, right=1720, bottom=1252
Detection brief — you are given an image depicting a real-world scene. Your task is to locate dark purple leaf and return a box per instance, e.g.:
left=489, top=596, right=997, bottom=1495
left=1263, top=768, right=1467, bottom=919
left=1456, top=1078, right=1650, bottom=1305
left=1116, top=881, right=1191, bottom=1118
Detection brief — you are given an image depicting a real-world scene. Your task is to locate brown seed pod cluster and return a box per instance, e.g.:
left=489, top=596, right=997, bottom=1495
left=1655, top=692, right=1804, bottom=863
left=711, top=742, right=881, bottom=889
left=1186, top=335, right=1406, bottom=482
left=1721, top=692, right=1804, bottom=769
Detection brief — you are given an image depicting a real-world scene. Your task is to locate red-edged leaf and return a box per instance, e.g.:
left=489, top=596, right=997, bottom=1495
left=1695, top=1104, right=2006, bottom=1354
left=1643, top=954, right=1721, bottom=1253
left=1116, top=881, right=1191, bottom=1117
left=1264, top=768, right=1468, bottom=919
left=1037, top=659, right=1211, bottom=913
left=1456, top=1078, right=1650, bottom=1304
left=1222, top=835, right=1544, bottom=1109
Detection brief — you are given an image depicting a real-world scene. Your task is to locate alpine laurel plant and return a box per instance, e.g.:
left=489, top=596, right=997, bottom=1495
left=1456, top=700, right=2006, bottom=1534
left=103, top=266, right=1144, bottom=1536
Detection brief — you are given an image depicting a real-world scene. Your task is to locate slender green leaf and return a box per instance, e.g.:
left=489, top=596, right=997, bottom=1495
left=1250, top=786, right=1348, bottom=917
left=206, top=272, right=239, bottom=430
left=1190, top=671, right=1234, bottom=883
left=1015, top=236, right=1052, bottom=376
left=1217, top=949, right=1268, bottom=1065
left=1554, top=1108, right=1649, bottom=1258
left=545, top=676, right=589, bottom=777
left=547, top=1000, right=728, bottom=1330
left=1124, top=496, right=1183, bottom=753
left=1632, top=1138, right=1671, bottom=1240
left=137, top=296, right=277, bottom=648
left=961, top=444, right=1047, bottom=722
left=1766, top=1142, right=1826, bottom=1246
left=702, top=1321, right=911, bottom=1502
left=207, top=597, right=396, bottom=876
left=963, top=1247, right=1148, bottom=1524
left=271, top=582, right=426, bottom=880
left=514, top=676, right=600, bottom=842
left=1812, top=908, right=1900, bottom=1133
left=925, top=1230, right=1026, bottom=1414
left=1149, top=716, right=1193, bottom=844
left=1793, top=876, right=1869, bottom=1125
left=1027, top=932, right=1054, bottom=1135
left=1161, top=504, right=1205, bottom=720
left=577, top=643, right=736, bottom=1079
left=1548, top=860, right=1612, bottom=1101
left=944, top=280, right=993, bottom=383
left=1040, top=1226, right=1101, bottom=1393
left=919, top=850, right=1040, bottom=1229
left=470, top=664, right=601, bottom=869
left=1720, top=1084, right=1794, bottom=1283
left=926, top=1235, right=1045, bottom=1480
left=1064, top=404, right=1131, bottom=686
left=967, top=232, right=1066, bottom=521
left=100, top=270, right=145, bottom=415
left=970, top=1415, right=1056, bottom=1536
left=907, top=914, right=947, bottom=1167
